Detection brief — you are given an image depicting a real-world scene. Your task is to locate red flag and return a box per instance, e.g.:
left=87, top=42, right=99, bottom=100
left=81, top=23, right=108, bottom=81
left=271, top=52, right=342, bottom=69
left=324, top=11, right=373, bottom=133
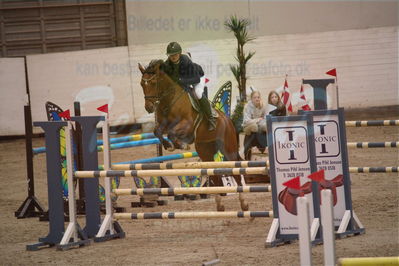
left=300, top=84, right=306, bottom=100
left=326, top=68, right=337, bottom=77
left=97, top=104, right=108, bottom=114
left=281, top=78, right=293, bottom=112
left=58, top=109, right=71, bottom=120
left=283, top=176, right=301, bottom=190
left=299, top=84, right=311, bottom=111
left=205, top=78, right=210, bottom=83
left=308, top=169, right=326, bottom=183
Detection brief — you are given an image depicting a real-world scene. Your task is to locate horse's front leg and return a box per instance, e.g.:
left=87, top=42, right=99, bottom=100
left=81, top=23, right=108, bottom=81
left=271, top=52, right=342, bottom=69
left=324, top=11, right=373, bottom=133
left=167, top=132, right=190, bottom=150
left=168, top=120, right=193, bottom=150
left=215, top=194, right=225, bottom=212
left=238, top=193, right=249, bottom=211
left=154, top=123, right=174, bottom=151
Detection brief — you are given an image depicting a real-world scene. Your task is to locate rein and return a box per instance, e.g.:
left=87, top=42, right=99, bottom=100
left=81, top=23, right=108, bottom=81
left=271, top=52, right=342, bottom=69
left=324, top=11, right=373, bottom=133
left=142, top=69, right=186, bottom=115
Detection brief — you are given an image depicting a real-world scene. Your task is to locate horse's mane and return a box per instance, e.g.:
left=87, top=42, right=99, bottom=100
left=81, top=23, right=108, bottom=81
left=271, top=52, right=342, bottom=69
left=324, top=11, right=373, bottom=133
left=144, top=59, right=164, bottom=74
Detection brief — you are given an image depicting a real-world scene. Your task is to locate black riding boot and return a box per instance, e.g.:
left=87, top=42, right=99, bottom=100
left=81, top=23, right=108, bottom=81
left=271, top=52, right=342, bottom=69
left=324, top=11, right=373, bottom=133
left=198, top=96, right=216, bottom=131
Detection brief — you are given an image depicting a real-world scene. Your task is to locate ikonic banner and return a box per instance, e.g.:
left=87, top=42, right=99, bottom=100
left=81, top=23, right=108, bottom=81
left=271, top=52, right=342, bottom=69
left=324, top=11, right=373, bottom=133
left=270, top=118, right=316, bottom=235
left=313, top=112, right=346, bottom=226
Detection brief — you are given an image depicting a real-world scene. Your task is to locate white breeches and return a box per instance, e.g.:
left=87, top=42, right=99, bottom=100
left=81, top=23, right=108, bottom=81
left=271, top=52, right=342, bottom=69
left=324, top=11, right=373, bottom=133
left=193, top=77, right=206, bottom=99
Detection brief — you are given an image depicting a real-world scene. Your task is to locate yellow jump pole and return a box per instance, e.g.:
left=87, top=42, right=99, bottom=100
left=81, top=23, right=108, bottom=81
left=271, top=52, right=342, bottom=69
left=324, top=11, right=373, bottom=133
left=338, top=256, right=399, bottom=266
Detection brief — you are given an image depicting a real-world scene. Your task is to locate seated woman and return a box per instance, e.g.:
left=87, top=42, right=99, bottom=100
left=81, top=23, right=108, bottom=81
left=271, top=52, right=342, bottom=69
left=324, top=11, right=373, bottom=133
left=242, top=90, right=267, bottom=160
left=242, top=90, right=267, bottom=135
left=267, top=90, right=286, bottom=116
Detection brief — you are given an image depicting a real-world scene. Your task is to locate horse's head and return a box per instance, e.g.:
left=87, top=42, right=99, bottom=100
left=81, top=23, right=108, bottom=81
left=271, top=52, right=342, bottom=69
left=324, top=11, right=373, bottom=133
left=139, top=60, right=165, bottom=113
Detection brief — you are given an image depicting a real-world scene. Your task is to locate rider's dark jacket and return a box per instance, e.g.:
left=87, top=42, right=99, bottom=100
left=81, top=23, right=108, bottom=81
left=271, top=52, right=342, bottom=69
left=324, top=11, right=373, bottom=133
left=163, top=54, right=204, bottom=91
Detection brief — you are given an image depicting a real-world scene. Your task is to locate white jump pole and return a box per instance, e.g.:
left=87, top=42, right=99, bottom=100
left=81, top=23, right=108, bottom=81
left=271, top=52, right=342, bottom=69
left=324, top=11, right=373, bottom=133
left=59, top=121, right=79, bottom=246
left=297, top=196, right=313, bottom=266
left=96, top=118, right=114, bottom=238
left=321, top=189, right=336, bottom=266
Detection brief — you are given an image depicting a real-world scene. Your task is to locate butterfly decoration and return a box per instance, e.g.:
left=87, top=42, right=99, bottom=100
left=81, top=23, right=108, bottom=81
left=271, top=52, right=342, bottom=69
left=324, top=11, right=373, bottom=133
left=45, top=101, right=64, bottom=122
left=45, top=102, right=73, bottom=200
left=134, top=176, right=161, bottom=188
left=98, top=185, right=106, bottom=203
left=212, top=81, right=232, bottom=117
left=178, top=175, right=202, bottom=188
left=45, top=101, right=121, bottom=203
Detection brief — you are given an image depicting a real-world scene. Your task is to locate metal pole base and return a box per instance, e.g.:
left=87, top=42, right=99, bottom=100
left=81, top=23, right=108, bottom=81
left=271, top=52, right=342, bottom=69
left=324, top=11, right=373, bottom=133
left=15, top=196, right=46, bottom=219
left=93, top=221, right=125, bottom=243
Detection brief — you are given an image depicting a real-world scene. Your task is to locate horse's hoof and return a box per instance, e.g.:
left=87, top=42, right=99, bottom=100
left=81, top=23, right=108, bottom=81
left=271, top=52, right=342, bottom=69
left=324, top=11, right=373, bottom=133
left=241, top=203, right=249, bottom=211
left=183, top=144, right=190, bottom=150
left=217, top=205, right=225, bottom=212
left=167, top=147, right=175, bottom=152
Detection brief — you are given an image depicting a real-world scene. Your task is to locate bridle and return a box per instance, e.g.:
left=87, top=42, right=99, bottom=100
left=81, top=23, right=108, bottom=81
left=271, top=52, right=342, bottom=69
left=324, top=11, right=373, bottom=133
left=141, top=65, right=186, bottom=115
left=142, top=72, right=160, bottom=102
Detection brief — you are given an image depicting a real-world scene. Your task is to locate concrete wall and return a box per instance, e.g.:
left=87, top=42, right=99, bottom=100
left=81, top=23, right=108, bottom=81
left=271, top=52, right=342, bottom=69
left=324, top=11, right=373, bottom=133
left=1, top=26, right=397, bottom=135
left=26, top=46, right=135, bottom=133
left=126, top=1, right=398, bottom=44
left=129, top=26, right=398, bottom=120
left=0, top=58, right=27, bottom=136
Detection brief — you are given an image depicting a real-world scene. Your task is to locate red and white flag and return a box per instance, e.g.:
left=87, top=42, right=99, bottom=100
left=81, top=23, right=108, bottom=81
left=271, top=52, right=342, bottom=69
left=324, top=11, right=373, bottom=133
left=299, top=84, right=311, bottom=111
left=281, top=78, right=293, bottom=113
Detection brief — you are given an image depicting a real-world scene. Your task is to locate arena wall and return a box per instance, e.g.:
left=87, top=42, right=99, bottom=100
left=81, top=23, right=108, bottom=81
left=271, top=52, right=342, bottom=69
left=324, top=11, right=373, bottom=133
left=1, top=26, right=397, bottom=135
left=0, top=57, right=27, bottom=136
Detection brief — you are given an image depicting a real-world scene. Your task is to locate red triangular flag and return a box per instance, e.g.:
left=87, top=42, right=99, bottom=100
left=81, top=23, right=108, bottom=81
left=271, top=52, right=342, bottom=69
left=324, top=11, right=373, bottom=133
left=58, top=110, right=71, bottom=120
left=283, top=176, right=301, bottom=190
left=287, top=102, right=293, bottom=112
left=300, top=84, right=306, bottom=100
left=299, top=84, right=312, bottom=111
left=308, top=169, right=325, bottom=183
left=205, top=78, right=210, bottom=83
left=97, top=104, right=108, bottom=114
left=281, top=77, right=293, bottom=112
left=326, top=68, right=337, bottom=77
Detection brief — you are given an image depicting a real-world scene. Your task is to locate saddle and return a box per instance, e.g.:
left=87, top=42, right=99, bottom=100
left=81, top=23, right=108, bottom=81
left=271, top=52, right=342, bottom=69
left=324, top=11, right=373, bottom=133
left=188, top=93, right=218, bottom=135
left=188, top=93, right=218, bottom=118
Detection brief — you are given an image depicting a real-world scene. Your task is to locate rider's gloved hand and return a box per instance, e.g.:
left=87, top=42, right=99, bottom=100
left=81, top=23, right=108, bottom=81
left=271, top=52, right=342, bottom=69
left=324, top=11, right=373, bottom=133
left=178, top=78, right=191, bottom=92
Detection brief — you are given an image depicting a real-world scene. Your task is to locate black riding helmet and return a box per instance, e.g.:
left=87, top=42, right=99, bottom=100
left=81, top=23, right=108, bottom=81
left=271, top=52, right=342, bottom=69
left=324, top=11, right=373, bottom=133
left=166, top=42, right=182, bottom=56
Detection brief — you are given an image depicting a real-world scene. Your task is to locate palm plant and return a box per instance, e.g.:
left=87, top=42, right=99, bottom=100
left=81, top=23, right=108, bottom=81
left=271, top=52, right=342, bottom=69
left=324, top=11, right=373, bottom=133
left=225, top=15, right=255, bottom=132
left=224, top=15, right=256, bottom=102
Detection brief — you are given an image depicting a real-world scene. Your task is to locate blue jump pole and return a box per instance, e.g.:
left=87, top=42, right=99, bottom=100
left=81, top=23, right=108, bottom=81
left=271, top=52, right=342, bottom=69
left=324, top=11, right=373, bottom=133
left=116, top=152, right=199, bottom=164
left=34, top=135, right=164, bottom=154
left=97, top=138, right=162, bottom=151
left=97, top=133, right=156, bottom=145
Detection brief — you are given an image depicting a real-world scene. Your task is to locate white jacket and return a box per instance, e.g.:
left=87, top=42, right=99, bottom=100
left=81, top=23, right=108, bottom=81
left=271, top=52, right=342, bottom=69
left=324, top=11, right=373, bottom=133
left=242, top=101, right=266, bottom=127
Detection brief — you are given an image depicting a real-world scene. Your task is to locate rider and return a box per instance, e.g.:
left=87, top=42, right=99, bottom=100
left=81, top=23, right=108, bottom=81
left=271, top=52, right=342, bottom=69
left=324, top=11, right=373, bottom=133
left=163, top=41, right=216, bottom=131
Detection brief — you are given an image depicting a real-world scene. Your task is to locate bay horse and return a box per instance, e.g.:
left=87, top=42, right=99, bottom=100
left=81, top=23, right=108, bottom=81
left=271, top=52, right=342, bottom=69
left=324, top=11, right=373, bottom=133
left=138, top=60, right=248, bottom=212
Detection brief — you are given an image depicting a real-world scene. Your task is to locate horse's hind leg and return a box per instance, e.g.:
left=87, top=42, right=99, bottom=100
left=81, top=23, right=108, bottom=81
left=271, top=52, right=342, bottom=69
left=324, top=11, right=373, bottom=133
left=233, top=175, right=249, bottom=211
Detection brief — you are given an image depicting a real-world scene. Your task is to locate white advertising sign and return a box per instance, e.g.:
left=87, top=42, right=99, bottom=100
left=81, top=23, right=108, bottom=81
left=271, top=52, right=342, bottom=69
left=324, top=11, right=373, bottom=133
left=314, top=115, right=346, bottom=226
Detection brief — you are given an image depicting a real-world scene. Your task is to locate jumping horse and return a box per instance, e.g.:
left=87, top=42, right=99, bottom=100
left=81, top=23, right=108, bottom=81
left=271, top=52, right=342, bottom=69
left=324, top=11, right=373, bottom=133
left=138, top=60, right=249, bottom=211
